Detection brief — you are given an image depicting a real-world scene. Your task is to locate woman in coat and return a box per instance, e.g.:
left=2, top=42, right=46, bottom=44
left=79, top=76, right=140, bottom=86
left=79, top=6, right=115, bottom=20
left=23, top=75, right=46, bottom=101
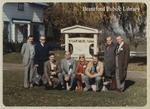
left=76, top=54, right=88, bottom=91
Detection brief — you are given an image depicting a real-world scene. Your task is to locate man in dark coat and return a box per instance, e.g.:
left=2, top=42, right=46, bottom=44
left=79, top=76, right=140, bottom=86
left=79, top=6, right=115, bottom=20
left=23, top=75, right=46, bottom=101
left=115, top=36, right=130, bottom=92
left=104, top=36, right=116, bottom=80
left=34, top=36, right=50, bottom=78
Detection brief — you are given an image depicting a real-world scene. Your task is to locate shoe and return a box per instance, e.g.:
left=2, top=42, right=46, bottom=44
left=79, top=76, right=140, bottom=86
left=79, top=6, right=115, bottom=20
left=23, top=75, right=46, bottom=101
left=103, top=81, right=110, bottom=85
left=88, top=88, right=93, bottom=91
left=24, top=86, right=29, bottom=89
left=59, top=84, right=65, bottom=90
left=76, top=87, right=82, bottom=91
left=102, top=85, right=108, bottom=91
left=69, top=88, right=73, bottom=91
left=30, top=84, right=33, bottom=88
left=116, top=89, right=123, bottom=93
left=84, top=88, right=93, bottom=92
left=95, top=90, right=100, bottom=92
left=120, top=88, right=124, bottom=92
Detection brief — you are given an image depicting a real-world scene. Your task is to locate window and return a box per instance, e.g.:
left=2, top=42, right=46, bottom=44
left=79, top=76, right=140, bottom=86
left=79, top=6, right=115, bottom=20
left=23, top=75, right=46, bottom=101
left=18, top=3, right=24, bottom=11
left=3, top=22, right=9, bottom=42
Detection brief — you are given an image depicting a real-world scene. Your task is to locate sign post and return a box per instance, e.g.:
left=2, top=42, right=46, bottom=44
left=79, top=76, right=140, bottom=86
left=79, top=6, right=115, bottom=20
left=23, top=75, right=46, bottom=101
left=61, top=25, right=100, bottom=60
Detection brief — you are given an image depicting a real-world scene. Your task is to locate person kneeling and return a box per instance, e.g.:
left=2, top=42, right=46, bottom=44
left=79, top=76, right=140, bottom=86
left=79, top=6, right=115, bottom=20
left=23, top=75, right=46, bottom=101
left=59, top=51, right=77, bottom=91
left=43, top=53, right=61, bottom=90
left=83, top=55, right=103, bottom=92
left=76, top=54, right=88, bottom=91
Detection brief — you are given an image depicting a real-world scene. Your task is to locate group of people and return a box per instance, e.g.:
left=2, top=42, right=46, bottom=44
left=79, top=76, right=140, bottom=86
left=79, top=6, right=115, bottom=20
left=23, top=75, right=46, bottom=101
left=21, top=35, right=130, bottom=92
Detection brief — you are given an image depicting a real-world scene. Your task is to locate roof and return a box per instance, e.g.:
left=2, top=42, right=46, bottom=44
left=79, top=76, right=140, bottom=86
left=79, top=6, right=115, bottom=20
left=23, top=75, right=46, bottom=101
left=61, top=25, right=100, bottom=34
left=30, top=3, right=49, bottom=7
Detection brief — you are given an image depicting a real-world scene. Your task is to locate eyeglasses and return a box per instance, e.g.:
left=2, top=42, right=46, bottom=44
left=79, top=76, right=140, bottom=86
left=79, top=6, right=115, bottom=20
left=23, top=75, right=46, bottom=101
left=40, top=39, right=46, bottom=41
left=106, top=39, right=112, bottom=42
left=79, top=56, right=85, bottom=58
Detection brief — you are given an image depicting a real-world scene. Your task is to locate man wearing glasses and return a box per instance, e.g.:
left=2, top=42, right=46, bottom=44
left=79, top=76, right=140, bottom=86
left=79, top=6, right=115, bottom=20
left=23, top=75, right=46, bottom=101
left=59, top=51, right=77, bottom=91
left=43, top=53, right=61, bottom=90
left=34, top=36, right=50, bottom=85
left=104, top=36, right=117, bottom=90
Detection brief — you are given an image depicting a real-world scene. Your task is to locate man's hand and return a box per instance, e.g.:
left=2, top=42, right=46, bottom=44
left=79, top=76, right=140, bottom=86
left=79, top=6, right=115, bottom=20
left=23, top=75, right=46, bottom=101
left=51, top=72, right=56, bottom=75
left=81, top=73, right=84, bottom=76
left=64, top=75, right=70, bottom=81
left=34, top=64, right=39, bottom=67
left=48, top=80, right=52, bottom=86
left=95, top=73, right=101, bottom=77
left=90, top=73, right=99, bottom=78
left=76, top=73, right=82, bottom=75
left=89, top=74, right=95, bottom=78
left=50, top=76, right=54, bottom=79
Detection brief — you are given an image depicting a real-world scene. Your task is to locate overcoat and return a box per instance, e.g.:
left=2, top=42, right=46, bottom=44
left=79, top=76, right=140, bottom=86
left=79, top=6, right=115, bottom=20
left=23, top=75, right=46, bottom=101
left=104, top=43, right=116, bottom=77
left=116, top=43, right=130, bottom=82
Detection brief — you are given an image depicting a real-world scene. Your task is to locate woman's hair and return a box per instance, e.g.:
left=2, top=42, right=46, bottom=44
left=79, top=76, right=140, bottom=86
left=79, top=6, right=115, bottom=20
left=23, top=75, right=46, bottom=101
left=79, top=54, right=85, bottom=59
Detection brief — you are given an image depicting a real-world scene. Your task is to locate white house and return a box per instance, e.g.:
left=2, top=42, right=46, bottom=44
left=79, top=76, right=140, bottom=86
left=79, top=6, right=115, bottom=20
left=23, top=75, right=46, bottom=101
left=3, top=3, right=48, bottom=43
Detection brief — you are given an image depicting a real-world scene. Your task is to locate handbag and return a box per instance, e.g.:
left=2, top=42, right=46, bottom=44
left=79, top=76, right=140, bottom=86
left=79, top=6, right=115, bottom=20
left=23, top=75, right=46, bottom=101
left=32, top=67, right=41, bottom=85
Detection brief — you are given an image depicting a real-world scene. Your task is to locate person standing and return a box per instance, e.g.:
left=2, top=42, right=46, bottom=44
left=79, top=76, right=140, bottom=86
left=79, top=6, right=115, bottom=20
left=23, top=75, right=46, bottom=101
left=104, top=36, right=116, bottom=89
left=115, top=36, right=130, bottom=92
left=34, top=36, right=50, bottom=84
left=21, top=35, right=35, bottom=88
left=59, top=51, right=77, bottom=91
left=84, top=55, right=103, bottom=92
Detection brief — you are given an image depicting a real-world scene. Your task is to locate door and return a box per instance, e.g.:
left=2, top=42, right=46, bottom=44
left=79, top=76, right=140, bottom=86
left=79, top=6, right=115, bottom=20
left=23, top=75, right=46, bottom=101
left=15, top=23, right=27, bottom=43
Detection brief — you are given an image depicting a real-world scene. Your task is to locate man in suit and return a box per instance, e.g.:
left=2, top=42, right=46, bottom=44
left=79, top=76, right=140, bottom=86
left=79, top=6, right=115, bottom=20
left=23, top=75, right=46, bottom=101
left=34, top=36, right=50, bottom=84
left=104, top=36, right=117, bottom=90
left=115, top=36, right=130, bottom=92
left=59, top=51, right=77, bottom=91
left=43, top=53, right=61, bottom=90
left=83, top=55, right=103, bottom=92
left=21, top=35, right=35, bottom=88
left=104, top=36, right=116, bottom=80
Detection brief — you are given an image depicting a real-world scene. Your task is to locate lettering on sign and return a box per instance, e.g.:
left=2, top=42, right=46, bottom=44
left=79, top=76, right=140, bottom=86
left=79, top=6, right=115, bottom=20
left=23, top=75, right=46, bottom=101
left=69, top=38, right=94, bottom=43
left=68, top=38, right=95, bottom=60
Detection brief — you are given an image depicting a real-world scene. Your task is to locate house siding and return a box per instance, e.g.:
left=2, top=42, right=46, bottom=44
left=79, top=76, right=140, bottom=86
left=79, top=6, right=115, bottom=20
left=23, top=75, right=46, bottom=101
left=3, top=3, right=47, bottom=43
left=3, top=3, right=44, bottom=23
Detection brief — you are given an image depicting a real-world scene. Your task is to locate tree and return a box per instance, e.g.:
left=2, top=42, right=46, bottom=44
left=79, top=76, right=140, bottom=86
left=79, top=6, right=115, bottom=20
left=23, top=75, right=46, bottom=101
left=43, top=3, right=147, bottom=50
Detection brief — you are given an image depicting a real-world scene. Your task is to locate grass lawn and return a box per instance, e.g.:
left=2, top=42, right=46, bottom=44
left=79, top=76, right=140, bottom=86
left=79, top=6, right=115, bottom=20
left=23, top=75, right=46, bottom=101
left=128, top=63, right=146, bottom=72
left=3, top=51, right=146, bottom=72
left=3, top=50, right=64, bottom=64
left=3, top=52, right=22, bottom=64
left=3, top=69, right=146, bottom=106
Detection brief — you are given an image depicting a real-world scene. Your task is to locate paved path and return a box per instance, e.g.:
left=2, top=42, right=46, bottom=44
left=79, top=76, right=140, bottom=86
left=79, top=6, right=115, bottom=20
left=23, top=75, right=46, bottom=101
left=127, top=71, right=146, bottom=79
left=3, top=63, right=147, bottom=79
left=3, top=63, right=24, bottom=70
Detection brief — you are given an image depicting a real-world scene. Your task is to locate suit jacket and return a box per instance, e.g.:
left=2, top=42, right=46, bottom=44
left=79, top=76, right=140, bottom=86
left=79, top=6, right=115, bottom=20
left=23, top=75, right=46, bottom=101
left=34, top=43, right=50, bottom=64
left=21, top=43, right=35, bottom=66
left=60, top=58, right=76, bottom=75
left=104, top=43, right=116, bottom=76
left=116, top=43, right=130, bottom=82
left=85, top=61, right=104, bottom=77
left=43, top=60, right=61, bottom=82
